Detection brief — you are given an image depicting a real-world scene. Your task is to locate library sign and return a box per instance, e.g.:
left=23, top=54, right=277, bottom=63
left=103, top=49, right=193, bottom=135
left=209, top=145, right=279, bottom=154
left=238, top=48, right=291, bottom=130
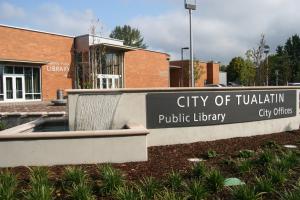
left=146, top=90, right=297, bottom=129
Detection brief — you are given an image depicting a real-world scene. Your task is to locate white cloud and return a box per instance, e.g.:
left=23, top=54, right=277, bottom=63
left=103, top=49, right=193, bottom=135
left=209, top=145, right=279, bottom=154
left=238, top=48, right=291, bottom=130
left=0, top=2, right=25, bottom=20
left=31, top=3, right=102, bottom=36
left=130, top=0, right=300, bottom=64
left=0, top=2, right=106, bottom=36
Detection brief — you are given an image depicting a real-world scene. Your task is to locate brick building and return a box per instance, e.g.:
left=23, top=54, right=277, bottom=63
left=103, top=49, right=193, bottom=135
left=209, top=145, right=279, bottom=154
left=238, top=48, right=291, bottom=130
left=0, top=24, right=170, bottom=102
left=0, top=24, right=220, bottom=103
left=170, top=60, right=220, bottom=87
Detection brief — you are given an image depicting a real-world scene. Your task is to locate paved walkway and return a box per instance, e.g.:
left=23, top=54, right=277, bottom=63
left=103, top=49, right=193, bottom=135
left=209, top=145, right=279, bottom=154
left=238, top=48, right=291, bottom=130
left=0, top=101, right=66, bottom=114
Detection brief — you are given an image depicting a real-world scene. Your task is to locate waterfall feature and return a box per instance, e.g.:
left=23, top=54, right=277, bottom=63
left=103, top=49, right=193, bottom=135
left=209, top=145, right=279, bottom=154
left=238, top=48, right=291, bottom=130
left=74, top=94, right=121, bottom=131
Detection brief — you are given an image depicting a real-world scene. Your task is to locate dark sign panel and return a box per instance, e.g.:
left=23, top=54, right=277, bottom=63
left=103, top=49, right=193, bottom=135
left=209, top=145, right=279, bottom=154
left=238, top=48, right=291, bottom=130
left=146, top=90, right=297, bottom=129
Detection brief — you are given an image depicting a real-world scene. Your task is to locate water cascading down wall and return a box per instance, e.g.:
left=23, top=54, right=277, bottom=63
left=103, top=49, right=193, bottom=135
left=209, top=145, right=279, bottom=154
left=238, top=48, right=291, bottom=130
left=68, top=87, right=300, bottom=147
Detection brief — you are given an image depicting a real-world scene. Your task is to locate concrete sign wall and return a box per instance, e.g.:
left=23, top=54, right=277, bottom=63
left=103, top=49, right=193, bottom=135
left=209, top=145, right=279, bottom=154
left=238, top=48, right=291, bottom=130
left=146, top=90, right=296, bottom=129
left=68, top=87, right=300, bottom=147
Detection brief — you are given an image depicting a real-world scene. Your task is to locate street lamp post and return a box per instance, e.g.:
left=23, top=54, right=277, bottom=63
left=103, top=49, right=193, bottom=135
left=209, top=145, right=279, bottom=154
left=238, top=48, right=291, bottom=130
left=181, top=47, right=189, bottom=87
left=264, top=45, right=270, bottom=86
left=185, top=0, right=196, bottom=87
left=275, top=70, right=279, bottom=86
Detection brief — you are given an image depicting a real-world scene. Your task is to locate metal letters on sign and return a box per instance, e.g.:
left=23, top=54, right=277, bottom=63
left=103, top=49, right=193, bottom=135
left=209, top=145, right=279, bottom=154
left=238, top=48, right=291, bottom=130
left=146, top=90, right=297, bottom=129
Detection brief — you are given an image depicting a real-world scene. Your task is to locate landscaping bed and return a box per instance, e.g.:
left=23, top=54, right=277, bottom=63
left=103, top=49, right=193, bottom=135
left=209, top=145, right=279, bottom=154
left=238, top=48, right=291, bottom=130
left=2, top=130, right=300, bottom=199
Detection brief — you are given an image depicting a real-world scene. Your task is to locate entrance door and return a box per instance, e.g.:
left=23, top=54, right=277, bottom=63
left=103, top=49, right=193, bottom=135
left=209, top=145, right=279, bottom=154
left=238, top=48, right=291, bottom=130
left=3, top=75, right=25, bottom=101
left=97, top=74, right=121, bottom=89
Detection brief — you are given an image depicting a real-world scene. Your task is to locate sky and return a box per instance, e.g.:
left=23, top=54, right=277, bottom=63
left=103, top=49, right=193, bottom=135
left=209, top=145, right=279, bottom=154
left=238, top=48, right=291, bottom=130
left=1, top=0, right=300, bottom=64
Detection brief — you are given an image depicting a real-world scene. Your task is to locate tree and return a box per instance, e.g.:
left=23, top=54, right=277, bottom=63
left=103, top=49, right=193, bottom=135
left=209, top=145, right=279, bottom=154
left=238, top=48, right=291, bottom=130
left=282, top=34, right=300, bottom=82
left=267, top=54, right=291, bottom=85
left=110, top=25, right=147, bottom=49
left=246, top=34, right=269, bottom=85
left=226, top=57, right=255, bottom=86
left=267, top=34, right=300, bottom=85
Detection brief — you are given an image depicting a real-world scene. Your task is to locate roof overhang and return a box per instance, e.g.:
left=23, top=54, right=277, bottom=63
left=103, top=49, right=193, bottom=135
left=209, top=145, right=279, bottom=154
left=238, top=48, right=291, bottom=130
left=170, top=65, right=182, bottom=69
left=0, top=58, right=49, bottom=65
left=90, top=43, right=137, bottom=52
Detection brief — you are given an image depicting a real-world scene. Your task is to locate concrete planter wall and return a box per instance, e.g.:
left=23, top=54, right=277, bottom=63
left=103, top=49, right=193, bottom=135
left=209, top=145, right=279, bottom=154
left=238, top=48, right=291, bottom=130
left=0, top=122, right=148, bottom=167
left=68, top=87, right=300, bottom=147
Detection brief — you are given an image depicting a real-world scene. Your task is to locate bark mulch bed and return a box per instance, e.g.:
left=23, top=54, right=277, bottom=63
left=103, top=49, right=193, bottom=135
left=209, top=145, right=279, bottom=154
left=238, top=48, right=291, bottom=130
left=2, top=130, right=300, bottom=199
left=7, top=129, right=300, bottom=181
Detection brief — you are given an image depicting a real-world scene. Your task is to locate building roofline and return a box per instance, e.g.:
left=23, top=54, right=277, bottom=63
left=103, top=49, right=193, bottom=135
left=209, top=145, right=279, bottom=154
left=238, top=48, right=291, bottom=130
left=0, top=23, right=170, bottom=56
left=0, top=58, right=50, bottom=65
left=170, top=59, right=220, bottom=64
left=75, top=34, right=125, bottom=43
left=131, top=47, right=170, bottom=56
left=0, top=24, right=74, bottom=38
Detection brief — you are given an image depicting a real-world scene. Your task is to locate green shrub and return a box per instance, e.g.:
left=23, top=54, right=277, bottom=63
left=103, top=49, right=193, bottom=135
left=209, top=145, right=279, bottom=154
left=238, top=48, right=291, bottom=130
left=207, top=150, right=218, bottom=158
left=155, top=188, right=182, bottom=200
left=68, top=183, right=95, bottom=200
left=262, top=140, right=280, bottom=149
left=255, top=176, right=274, bottom=193
left=63, top=167, right=89, bottom=188
left=257, top=150, right=275, bottom=166
left=114, top=185, right=139, bottom=200
left=222, top=157, right=235, bottom=166
left=166, top=171, right=183, bottom=191
left=239, top=150, right=255, bottom=159
left=184, top=179, right=207, bottom=200
left=206, top=169, right=225, bottom=193
left=279, top=187, right=300, bottom=200
left=191, top=162, right=207, bottom=179
left=0, top=121, right=6, bottom=131
left=237, top=159, right=253, bottom=173
left=267, top=168, right=287, bottom=185
left=0, top=170, right=18, bottom=200
left=232, top=185, right=262, bottom=200
left=277, top=150, right=300, bottom=170
left=98, top=164, right=124, bottom=195
left=136, top=177, right=160, bottom=200
left=25, top=167, right=53, bottom=200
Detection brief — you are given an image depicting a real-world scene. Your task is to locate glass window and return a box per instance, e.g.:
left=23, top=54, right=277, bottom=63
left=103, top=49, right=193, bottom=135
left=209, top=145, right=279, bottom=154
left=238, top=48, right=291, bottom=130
left=34, top=94, right=41, bottom=99
left=4, top=66, right=14, bottom=74
left=25, top=94, right=33, bottom=100
left=0, top=95, right=3, bottom=101
left=14, top=67, right=23, bottom=74
left=5, top=77, right=13, bottom=99
left=33, top=68, right=40, bottom=93
left=25, top=68, right=33, bottom=93
left=15, top=77, right=23, bottom=99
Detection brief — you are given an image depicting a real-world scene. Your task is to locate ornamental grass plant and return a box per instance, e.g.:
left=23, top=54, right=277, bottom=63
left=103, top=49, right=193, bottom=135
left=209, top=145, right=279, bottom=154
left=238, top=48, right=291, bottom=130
left=166, top=170, right=184, bottom=191
left=0, top=170, right=18, bottom=200
left=98, top=164, right=124, bottom=196
left=25, top=167, right=53, bottom=200
left=136, top=176, right=160, bottom=200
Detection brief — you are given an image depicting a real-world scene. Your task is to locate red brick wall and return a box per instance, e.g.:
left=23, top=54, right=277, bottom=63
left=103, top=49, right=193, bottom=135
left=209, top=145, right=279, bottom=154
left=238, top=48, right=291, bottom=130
left=170, top=60, right=219, bottom=87
left=124, top=50, right=170, bottom=88
left=207, top=62, right=220, bottom=84
left=170, top=68, right=182, bottom=87
left=0, top=25, right=74, bottom=100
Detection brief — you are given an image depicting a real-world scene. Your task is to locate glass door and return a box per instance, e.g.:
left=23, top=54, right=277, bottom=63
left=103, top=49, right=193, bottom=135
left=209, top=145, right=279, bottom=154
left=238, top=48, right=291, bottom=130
left=97, top=74, right=121, bottom=89
left=5, top=77, right=13, bottom=100
left=3, top=75, right=25, bottom=101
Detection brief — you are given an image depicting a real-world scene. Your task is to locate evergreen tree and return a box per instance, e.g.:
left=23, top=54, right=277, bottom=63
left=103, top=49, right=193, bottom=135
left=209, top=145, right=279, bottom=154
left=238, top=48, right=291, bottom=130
left=110, top=25, right=147, bottom=49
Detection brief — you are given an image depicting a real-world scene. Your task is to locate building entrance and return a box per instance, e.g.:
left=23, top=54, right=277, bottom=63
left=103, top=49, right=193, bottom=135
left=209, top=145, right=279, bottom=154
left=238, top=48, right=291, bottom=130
left=97, top=74, right=121, bottom=89
left=3, top=75, right=25, bottom=101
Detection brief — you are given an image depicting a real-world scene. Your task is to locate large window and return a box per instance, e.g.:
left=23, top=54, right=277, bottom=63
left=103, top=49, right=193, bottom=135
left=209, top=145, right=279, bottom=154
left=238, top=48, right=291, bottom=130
left=0, top=65, right=41, bottom=102
left=24, top=67, right=41, bottom=100
left=98, top=52, right=123, bottom=89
